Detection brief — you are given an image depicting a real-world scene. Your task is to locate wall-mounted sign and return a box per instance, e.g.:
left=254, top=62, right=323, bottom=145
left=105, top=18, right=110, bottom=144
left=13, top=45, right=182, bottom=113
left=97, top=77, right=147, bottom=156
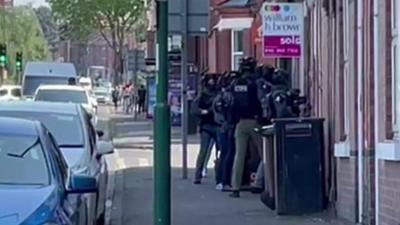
left=262, top=3, right=304, bottom=58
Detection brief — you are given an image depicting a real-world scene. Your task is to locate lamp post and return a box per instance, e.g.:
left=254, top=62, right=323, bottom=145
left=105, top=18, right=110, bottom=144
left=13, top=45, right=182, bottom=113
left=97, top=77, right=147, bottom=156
left=154, top=0, right=171, bottom=225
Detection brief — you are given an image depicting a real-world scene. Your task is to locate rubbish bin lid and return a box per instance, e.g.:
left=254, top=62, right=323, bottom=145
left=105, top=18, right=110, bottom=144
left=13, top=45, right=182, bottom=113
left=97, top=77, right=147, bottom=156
left=256, top=125, right=274, bottom=136
left=271, top=117, right=325, bottom=123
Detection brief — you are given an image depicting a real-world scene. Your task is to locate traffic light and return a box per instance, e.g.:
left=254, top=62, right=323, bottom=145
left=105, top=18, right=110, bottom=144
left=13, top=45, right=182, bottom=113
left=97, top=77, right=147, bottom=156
left=0, top=44, right=7, bottom=67
left=16, top=52, right=23, bottom=72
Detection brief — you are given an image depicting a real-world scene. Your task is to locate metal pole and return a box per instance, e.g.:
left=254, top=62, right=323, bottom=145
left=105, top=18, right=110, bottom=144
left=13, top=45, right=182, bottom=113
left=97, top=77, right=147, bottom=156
left=67, top=40, right=71, bottom=62
left=134, top=50, right=139, bottom=120
left=154, top=0, right=171, bottom=225
left=181, top=0, right=188, bottom=179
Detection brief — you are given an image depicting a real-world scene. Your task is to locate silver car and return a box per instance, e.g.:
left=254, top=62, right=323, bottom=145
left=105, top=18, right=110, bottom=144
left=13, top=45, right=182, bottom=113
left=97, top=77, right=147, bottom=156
left=0, top=101, right=113, bottom=225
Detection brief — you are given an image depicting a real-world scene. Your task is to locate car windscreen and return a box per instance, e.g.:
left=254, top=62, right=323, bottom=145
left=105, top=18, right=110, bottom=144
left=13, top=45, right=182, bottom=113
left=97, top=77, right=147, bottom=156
left=11, top=88, right=21, bottom=97
left=94, top=91, right=107, bottom=96
left=0, top=89, right=7, bottom=96
left=0, top=111, right=84, bottom=146
left=0, top=135, right=50, bottom=186
left=35, top=90, right=89, bottom=104
left=23, top=76, right=77, bottom=96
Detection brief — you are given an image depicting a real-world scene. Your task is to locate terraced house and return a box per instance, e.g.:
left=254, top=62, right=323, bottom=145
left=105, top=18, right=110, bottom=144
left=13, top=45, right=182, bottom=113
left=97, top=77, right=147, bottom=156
left=208, top=0, right=400, bottom=224
left=144, top=0, right=400, bottom=224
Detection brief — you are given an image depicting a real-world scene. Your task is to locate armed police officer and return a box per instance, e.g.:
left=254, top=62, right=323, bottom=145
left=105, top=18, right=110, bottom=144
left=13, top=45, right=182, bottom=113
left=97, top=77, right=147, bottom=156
left=229, top=57, right=263, bottom=198
left=213, top=72, right=237, bottom=191
left=192, top=74, right=219, bottom=184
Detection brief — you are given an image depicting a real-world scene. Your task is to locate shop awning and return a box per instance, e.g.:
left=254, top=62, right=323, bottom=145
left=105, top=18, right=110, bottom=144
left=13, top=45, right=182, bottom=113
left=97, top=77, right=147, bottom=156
left=214, top=17, right=253, bottom=31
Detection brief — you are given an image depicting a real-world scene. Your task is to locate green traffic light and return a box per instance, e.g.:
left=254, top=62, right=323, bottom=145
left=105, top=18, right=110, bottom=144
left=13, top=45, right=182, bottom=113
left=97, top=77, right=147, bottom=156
left=16, top=61, right=21, bottom=66
left=0, top=55, right=5, bottom=62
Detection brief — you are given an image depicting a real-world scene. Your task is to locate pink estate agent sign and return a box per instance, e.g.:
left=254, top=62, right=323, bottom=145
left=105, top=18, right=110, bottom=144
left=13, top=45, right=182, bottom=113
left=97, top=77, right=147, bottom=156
left=262, top=3, right=304, bottom=58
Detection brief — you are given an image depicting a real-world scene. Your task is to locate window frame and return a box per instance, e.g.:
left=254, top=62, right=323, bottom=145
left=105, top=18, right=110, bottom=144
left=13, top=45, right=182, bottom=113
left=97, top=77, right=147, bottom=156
left=231, top=29, right=245, bottom=71
left=343, top=0, right=351, bottom=139
left=392, top=0, right=400, bottom=138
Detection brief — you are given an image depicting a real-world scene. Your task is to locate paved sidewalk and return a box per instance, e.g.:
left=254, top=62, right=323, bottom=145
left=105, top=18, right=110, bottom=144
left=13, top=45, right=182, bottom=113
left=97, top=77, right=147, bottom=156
left=113, top=166, right=351, bottom=225
left=101, top=106, right=352, bottom=225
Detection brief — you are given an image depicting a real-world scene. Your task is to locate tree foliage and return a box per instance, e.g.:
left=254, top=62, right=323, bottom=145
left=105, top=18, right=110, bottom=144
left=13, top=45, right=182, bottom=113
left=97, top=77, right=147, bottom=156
left=48, top=0, right=148, bottom=79
left=34, top=6, right=59, bottom=50
left=0, top=6, right=50, bottom=79
left=48, top=0, right=148, bottom=53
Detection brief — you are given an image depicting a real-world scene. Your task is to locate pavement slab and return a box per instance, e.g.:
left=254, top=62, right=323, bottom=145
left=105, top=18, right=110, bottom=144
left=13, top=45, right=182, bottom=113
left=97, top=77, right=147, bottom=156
left=115, top=166, right=351, bottom=225
left=97, top=106, right=353, bottom=225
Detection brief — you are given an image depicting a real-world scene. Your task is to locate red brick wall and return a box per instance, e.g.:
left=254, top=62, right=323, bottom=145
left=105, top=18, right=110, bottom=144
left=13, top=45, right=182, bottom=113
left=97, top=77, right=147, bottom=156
left=336, top=158, right=358, bottom=221
left=379, top=161, right=400, bottom=225
left=378, top=1, right=400, bottom=225
left=216, top=30, right=232, bottom=73
left=208, top=32, right=218, bottom=73
left=306, top=0, right=359, bottom=222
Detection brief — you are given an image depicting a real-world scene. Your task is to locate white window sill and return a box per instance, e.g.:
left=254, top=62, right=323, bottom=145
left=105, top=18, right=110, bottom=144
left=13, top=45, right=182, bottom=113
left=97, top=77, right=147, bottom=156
left=376, top=141, right=400, bottom=161
left=334, top=141, right=351, bottom=158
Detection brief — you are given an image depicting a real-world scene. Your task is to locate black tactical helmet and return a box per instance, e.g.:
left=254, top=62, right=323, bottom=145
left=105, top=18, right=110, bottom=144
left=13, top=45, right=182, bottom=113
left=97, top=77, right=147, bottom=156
left=239, top=57, right=257, bottom=73
left=272, top=69, right=289, bottom=86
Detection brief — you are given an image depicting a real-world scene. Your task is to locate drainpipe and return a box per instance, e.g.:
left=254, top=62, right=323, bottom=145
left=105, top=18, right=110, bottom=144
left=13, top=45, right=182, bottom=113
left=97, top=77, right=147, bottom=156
left=373, top=0, right=379, bottom=224
left=356, top=0, right=364, bottom=223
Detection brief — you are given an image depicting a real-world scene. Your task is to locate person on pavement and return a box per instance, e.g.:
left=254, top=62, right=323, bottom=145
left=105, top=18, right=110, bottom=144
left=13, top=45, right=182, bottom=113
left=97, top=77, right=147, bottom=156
left=112, top=87, right=120, bottom=112
left=137, top=85, right=147, bottom=114
left=229, top=57, right=263, bottom=198
left=192, top=74, right=219, bottom=184
left=213, top=72, right=237, bottom=191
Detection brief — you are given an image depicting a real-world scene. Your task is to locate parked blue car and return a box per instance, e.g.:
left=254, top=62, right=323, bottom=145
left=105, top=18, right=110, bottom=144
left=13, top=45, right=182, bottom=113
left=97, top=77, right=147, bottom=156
left=0, top=117, right=97, bottom=225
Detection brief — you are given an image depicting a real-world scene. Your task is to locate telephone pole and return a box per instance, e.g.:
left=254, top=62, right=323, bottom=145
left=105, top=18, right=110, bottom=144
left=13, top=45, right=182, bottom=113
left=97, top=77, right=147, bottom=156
left=154, top=0, right=171, bottom=225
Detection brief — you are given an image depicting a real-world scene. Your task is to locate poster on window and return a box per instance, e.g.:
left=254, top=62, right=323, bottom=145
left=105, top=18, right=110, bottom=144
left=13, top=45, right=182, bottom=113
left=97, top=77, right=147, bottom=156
left=147, top=74, right=198, bottom=127
left=262, top=2, right=304, bottom=58
left=147, top=78, right=157, bottom=118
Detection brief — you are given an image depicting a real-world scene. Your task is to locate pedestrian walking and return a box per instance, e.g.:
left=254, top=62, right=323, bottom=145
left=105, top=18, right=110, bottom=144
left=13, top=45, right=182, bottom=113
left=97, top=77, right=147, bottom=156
left=112, top=87, right=119, bottom=112
left=137, top=85, right=147, bottom=114
left=191, top=74, right=219, bottom=185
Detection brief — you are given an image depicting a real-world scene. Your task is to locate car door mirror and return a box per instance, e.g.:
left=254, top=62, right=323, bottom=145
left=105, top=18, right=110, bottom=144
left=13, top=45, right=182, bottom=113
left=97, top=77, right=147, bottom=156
left=67, top=174, right=97, bottom=194
left=96, top=130, right=104, bottom=138
left=96, top=141, right=114, bottom=158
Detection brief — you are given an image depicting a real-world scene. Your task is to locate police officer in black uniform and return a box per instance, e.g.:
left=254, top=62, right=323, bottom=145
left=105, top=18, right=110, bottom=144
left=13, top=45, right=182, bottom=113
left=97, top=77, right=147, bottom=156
left=192, top=74, right=219, bottom=184
left=213, top=72, right=237, bottom=191
left=229, top=57, right=263, bottom=198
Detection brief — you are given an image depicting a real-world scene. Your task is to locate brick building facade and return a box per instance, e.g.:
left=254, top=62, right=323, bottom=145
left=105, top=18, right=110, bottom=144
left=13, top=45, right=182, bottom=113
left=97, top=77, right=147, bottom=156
left=0, top=0, right=13, bottom=8
left=146, top=0, right=400, bottom=223
left=207, top=0, right=400, bottom=224
left=306, top=0, right=400, bottom=224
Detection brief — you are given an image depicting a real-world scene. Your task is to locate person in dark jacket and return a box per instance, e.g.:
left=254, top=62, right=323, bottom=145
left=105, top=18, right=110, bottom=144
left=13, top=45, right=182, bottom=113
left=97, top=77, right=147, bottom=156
left=192, top=75, right=219, bottom=184
left=229, top=57, right=263, bottom=198
left=137, top=85, right=147, bottom=113
left=213, top=72, right=237, bottom=191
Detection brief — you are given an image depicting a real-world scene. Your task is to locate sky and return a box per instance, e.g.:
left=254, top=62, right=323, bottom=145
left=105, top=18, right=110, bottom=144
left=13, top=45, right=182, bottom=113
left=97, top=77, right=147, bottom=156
left=14, top=0, right=48, bottom=7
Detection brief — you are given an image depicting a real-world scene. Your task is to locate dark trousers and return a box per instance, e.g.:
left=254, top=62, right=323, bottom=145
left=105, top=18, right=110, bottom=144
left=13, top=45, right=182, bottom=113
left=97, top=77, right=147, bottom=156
left=138, top=100, right=145, bottom=113
left=194, top=124, right=218, bottom=182
left=232, top=119, right=262, bottom=191
left=216, top=127, right=235, bottom=186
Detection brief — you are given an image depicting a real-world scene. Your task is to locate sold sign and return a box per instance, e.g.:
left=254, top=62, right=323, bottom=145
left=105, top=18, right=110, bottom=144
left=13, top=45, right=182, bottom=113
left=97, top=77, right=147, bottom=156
left=262, top=3, right=304, bottom=58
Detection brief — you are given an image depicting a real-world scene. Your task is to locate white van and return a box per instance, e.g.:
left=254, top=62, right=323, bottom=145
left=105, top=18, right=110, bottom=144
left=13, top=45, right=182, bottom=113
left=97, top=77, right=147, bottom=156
left=79, top=77, right=93, bottom=91
left=22, top=62, right=78, bottom=99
